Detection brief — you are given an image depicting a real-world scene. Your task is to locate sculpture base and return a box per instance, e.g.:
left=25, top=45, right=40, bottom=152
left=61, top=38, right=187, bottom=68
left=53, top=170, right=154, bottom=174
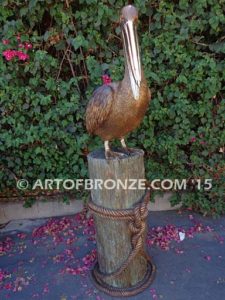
left=88, top=149, right=156, bottom=296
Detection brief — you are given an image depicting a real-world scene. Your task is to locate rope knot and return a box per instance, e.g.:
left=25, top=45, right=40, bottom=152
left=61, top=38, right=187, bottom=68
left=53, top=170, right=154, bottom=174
left=129, top=196, right=149, bottom=249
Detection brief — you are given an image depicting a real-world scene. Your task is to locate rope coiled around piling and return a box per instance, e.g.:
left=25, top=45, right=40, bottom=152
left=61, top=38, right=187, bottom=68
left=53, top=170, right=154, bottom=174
left=88, top=189, right=156, bottom=297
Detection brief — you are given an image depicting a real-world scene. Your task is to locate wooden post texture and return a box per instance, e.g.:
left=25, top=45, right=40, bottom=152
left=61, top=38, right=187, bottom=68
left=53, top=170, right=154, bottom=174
left=87, top=149, right=154, bottom=294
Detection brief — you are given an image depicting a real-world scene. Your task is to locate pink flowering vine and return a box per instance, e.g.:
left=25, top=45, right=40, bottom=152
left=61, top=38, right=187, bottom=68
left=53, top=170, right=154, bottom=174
left=3, top=49, right=29, bottom=61
left=2, top=50, right=17, bottom=61
left=2, top=35, right=32, bottom=62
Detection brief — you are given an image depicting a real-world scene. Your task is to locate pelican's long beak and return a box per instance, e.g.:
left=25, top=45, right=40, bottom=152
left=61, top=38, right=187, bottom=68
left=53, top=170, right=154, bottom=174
left=122, top=20, right=141, bottom=100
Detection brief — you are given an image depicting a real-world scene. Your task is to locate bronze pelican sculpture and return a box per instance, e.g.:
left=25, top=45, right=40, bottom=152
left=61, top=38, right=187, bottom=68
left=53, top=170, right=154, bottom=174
left=86, top=5, right=151, bottom=159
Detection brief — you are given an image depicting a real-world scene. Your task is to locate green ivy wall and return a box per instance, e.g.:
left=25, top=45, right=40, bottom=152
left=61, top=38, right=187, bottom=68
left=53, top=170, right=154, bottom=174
left=0, top=0, right=224, bottom=215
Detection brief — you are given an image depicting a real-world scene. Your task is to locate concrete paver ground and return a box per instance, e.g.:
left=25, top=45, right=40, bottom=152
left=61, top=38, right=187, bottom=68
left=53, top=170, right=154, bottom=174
left=0, top=210, right=224, bottom=300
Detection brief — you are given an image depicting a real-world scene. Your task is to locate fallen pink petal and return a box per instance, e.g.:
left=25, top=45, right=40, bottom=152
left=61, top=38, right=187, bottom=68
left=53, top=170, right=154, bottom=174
left=204, top=255, right=211, bottom=261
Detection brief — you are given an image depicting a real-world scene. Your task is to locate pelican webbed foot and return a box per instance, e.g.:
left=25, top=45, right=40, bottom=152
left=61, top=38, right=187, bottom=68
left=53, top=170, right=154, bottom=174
left=105, top=149, right=126, bottom=160
left=104, top=141, right=126, bottom=160
left=121, top=147, right=138, bottom=155
left=120, top=138, right=139, bottom=156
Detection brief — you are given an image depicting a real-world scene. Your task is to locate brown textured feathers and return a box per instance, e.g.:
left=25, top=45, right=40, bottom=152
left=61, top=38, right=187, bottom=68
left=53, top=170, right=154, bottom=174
left=86, top=85, right=114, bottom=135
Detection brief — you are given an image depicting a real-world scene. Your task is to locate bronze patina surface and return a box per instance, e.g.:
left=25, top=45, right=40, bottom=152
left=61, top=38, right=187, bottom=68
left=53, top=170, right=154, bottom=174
left=86, top=5, right=151, bottom=158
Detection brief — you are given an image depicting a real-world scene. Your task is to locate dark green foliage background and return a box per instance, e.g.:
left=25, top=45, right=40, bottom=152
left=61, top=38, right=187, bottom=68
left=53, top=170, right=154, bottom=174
left=0, top=0, right=224, bottom=215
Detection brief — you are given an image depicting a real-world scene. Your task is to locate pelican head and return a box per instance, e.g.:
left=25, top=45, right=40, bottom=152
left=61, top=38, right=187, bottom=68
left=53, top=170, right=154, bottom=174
left=120, top=5, right=141, bottom=100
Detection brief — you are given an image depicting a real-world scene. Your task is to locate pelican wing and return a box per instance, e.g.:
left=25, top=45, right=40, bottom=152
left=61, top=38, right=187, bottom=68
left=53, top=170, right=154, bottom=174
left=86, top=85, right=114, bottom=134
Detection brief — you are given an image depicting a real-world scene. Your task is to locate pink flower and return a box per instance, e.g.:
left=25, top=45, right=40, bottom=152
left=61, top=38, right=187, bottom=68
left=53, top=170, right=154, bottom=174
left=18, top=43, right=24, bottom=48
left=24, top=42, right=33, bottom=50
left=2, top=49, right=17, bottom=61
left=102, top=74, right=112, bottom=85
left=200, top=141, right=206, bottom=145
left=16, top=51, right=29, bottom=61
left=2, top=39, right=9, bottom=45
left=2, top=49, right=29, bottom=61
left=190, top=137, right=196, bottom=143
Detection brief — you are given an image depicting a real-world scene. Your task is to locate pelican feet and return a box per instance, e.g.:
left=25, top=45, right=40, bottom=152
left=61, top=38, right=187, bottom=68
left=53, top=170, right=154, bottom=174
left=105, top=149, right=127, bottom=160
left=121, top=147, right=139, bottom=156
left=120, top=139, right=139, bottom=156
